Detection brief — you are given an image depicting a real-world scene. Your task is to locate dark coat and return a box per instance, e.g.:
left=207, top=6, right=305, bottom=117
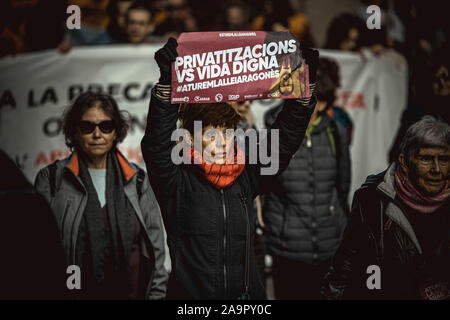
left=0, top=150, right=67, bottom=299
left=141, top=91, right=316, bottom=299
left=322, top=164, right=450, bottom=300
left=263, top=105, right=351, bottom=265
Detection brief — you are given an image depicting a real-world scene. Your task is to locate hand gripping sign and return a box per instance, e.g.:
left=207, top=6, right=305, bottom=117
left=171, top=31, right=310, bottom=104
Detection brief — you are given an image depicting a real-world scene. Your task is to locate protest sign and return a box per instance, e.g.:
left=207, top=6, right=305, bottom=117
left=171, top=31, right=309, bottom=104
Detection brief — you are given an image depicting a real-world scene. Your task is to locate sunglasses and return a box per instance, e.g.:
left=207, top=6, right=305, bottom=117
left=78, top=120, right=116, bottom=134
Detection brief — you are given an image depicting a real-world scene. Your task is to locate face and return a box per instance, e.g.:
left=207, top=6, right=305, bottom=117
left=400, top=148, right=450, bottom=196
left=432, top=65, right=450, bottom=96
left=196, top=125, right=235, bottom=164
left=339, top=27, right=359, bottom=51
left=126, top=9, right=154, bottom=44
left=227, top=6, right=246, bottom=28
left=228, top=100, right=251, bottom=118
left=117, top=1, right=133, bottom=29
left=76, top=106, right=116, bottom=163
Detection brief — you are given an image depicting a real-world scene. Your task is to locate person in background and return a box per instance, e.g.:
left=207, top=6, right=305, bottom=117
left=389, top=46, right=449, bottom=163
left=263, top=57, right=351, bottom=300
left=123, top=1, right=157, bottom=44
left=91, top=0, right=135, bottom=45
left=217, top=1, right=251, bottom=31
left=34, top=92, right=168, bottom=299
left=152, top=0, right=197, bottom=39
left=324, top=13, right=365, bottom=52
left=0, top=148, right=68, bottom=299
left=322, top=116, right=449, bottom=300
left=321, top=58, right=354, bottom=144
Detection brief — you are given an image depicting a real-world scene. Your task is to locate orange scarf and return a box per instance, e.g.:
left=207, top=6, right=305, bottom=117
left=191, top=146, right=245, bottom=189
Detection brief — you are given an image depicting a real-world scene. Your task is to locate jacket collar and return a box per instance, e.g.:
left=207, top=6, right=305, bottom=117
left=65, top=150, right=137, bottom=182
left=377, top=163, right=423, bottom=254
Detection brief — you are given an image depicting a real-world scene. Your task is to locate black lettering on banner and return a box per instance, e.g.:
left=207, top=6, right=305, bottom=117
left=0, top=90, right=17, bottom=108
left=87, top=84, right=103, bottom=93
left=41, top=87, right=58, bottom=105
left=68, top=85, right=84, bottom=102
left=129, top=114, right=147, bottom=133
left=124, top=83, right=140, bottom=102
left=108, top=83, right=121, bottom=98
left=140, top=83, right=154, bottom=100
left=43, top=117, right=62, bottom=137
left=28, top=88, right=58, bottom=107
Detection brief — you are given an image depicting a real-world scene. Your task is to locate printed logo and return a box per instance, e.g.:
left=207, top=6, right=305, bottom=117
left=173, top=97, right=190, bottom=102
left=215, top=93, right=223, bottom=102
left=195, top=96, right=210, bottom=102
left=268, top=91, right=280, bottom=98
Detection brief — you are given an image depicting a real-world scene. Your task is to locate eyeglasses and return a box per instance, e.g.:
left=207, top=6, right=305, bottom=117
left=78, top=120, right=116, bottom=134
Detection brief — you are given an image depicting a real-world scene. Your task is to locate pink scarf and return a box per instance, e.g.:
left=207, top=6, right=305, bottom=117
left=394, top=165, right=450, bottom=214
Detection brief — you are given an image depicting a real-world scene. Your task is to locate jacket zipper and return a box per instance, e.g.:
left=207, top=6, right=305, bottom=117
left=240, top=194, right=250, bottom=298
left=220, top=189, right=228, bottom=297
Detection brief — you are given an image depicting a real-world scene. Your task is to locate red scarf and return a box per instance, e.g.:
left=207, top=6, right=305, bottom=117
left=190, top=146, right=245, bottom=189
left=394, top=165, right=450, bottom=214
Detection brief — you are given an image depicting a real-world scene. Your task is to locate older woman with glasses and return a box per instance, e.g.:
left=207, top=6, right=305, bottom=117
left=34, top=91, right=168, bottom=300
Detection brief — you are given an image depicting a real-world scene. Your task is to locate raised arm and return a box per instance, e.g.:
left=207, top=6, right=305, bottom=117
left=141, top=38, right=180, bottom=196
left=248, top=42, right=319, bottom=197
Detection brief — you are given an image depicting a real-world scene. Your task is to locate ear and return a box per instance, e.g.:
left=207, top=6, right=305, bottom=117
left=398, top=153, right=408, bottom=175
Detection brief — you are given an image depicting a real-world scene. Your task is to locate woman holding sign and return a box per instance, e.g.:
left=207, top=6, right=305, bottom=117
left=141, top=36, right=318, bottom=299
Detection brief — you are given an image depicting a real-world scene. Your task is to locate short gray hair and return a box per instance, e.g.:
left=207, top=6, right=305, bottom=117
left=399, top=115, right=450, bottom=162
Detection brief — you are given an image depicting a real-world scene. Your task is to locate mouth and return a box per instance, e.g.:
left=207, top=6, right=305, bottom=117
left=425, top=179, right=444, bottom=186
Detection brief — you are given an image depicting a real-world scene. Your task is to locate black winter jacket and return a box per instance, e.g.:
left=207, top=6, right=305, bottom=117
left=141, top=91, right=316, bottom=299
left=322, top=164, right=450, bottom=300
left=263, top=106, right=351, bottom=265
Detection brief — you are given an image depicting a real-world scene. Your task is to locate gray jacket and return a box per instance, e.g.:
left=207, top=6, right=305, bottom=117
left=263, top=106, right=351, bottom=265
left=34, top=152, right=168, bottom=299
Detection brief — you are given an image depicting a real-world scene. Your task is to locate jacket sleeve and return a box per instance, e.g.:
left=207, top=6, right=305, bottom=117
left=139, top=173, right=169, bottom=300
left=321, top=189, right=378, bottom=299
left=141, top=89, right=181, bottom=198
left=248, top=97, right=316, bottom=198
left=34, top=167, right=52, bottom=205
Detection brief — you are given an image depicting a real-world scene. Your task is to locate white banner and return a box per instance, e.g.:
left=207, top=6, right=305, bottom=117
left=0, top=45, right=407, bottom=199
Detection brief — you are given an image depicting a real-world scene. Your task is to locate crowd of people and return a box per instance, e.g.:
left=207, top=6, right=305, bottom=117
left=0, top=0, right=448, bottom=300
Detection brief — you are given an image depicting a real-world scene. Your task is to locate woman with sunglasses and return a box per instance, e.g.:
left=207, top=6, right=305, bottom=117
left=34, top=91, right=168, bottom=300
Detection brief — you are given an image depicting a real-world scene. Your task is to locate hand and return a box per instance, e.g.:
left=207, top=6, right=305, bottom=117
left=155, top=37, right=178, bottom=85
left=299, top=41, right=319, bottom=84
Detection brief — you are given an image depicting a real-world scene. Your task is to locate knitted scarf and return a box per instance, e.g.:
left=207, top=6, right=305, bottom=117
left=76, top=151, right=136, bottom=283
left=190, top=146, right=245, bottom=189
left=394, top=164, right=450, bottom=214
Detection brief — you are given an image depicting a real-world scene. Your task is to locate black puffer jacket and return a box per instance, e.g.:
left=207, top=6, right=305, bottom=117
left=263, top=105, right=351, bottom=265
left=141, top=91, right=316, bottom=299
left=322, top=164, right=450, bottom=300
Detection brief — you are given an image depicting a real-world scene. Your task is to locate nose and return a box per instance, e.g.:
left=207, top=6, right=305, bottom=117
left=217, top=131, right=227, bottom=148
left=431, top=156, right=441, bottom=173
left=92, top=126, right=102, bottom=138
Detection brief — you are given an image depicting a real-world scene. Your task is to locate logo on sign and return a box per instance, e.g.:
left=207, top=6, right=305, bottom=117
left=279, top=71, right=294, bottom=96
left=195, top=96, right=210, bottom=102
left=215, top=93, right=223, bottom=102
left=268, top=92, right=280, bottom=98
left=173, top=97, right=190, bottom=102
left=228, top=95, right=239, bottom=100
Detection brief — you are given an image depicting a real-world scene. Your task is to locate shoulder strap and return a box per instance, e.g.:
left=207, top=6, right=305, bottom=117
left=49, top=161, right=59, bottom=198
left=136, top=169, right=146, bottom=199
left=327, top=120, right=341, bottom=160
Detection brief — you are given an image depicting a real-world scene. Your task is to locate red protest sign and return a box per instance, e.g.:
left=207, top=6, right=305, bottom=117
left=171, top=31, right=309, bottom=104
